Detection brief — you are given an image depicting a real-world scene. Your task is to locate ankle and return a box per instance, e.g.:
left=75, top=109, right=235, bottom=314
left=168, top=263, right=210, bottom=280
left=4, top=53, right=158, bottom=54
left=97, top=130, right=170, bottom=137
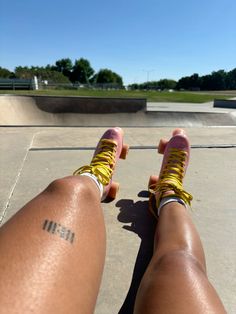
left=162, top=190, right=175, bottom=198
left=158, top=195, right=186, bottom=216
left=79, top=173, right=104, bottom=198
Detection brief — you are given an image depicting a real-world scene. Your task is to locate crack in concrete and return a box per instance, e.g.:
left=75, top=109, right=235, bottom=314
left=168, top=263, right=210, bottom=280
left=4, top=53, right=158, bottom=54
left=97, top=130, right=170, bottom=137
left=29, top=144, right=236, bottom=151
left=0, top=133, right=36, bottom=226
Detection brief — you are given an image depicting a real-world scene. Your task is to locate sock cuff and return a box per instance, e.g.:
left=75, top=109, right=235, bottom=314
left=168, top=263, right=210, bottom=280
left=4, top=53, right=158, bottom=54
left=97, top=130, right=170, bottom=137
left=158, top=196, right=186, bottom=216
left=80, top=173, right=104, bottom=198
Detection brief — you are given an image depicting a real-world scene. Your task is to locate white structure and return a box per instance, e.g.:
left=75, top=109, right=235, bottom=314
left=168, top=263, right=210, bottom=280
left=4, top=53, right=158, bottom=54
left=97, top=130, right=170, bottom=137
left=32, top=76, right=39, bottom=90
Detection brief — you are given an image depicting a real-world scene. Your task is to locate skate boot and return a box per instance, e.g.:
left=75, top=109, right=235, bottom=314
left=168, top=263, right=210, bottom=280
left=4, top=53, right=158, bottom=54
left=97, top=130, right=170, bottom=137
left=73, top=127, right=129, bottom=201
left=149, top=128, right=193, bottom=218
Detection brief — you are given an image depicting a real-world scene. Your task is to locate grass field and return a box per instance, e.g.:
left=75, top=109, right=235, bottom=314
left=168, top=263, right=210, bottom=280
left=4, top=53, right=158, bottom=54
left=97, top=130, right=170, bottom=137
left=0, top=89, right=236, bottom=103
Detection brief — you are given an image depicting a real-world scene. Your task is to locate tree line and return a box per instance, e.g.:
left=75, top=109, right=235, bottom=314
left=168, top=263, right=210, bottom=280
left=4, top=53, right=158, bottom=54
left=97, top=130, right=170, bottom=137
left=0, top=59, right=236, bottom=90
left=129, top=79, right=177, bottom=91
left=129, top=68, right=236, bottom=91
left=0, top=58, right=123, bottom=87
left=176, top=69, right=236, bottom=90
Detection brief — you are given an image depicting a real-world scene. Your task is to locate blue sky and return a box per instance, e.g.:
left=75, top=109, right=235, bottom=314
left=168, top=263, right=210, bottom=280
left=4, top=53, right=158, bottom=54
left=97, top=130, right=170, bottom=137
left=0, top=0, right=235, bottom=84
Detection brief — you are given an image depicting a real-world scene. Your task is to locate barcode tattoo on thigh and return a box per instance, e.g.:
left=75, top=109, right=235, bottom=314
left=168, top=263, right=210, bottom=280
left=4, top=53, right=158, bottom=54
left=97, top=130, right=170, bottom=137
left=42, top=220, right=75, bottom=244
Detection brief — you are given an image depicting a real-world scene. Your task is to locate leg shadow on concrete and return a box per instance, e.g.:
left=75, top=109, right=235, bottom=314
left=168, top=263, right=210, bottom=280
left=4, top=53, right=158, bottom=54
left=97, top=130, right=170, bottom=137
left=116, top=191, right=157, bottom=314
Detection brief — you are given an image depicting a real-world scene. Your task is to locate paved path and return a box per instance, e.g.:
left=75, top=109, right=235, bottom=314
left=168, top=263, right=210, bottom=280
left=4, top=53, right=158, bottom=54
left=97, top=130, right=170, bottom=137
left=147, top=101, right=236, bottom=112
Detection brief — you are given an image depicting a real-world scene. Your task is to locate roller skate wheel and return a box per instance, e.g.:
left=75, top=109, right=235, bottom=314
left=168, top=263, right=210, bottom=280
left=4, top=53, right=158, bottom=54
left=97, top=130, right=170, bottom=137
left=148, top=175, right=159, bottom=188
left=172, top=128, right=185, bottom=136
left=120, top=144, right=129, bottom=159
left=158, top=139, right=168, bottom=154
left=107, top=181, right=119, bottom=199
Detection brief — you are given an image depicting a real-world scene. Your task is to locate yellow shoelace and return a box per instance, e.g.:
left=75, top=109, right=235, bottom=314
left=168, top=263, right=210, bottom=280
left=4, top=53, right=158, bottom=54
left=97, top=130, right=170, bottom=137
left=73, top=139, right=117, bottom=186
left=149, top=148, right=193, bottom=216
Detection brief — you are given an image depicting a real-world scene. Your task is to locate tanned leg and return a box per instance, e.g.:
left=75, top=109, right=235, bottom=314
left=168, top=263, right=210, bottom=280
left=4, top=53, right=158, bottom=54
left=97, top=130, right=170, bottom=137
left=0, top=127, right=128, bottom=314
left=134, top=202, right=226, bottom=314
left=134, top=129, right=226, bottom=314
left=0, top=176, right=105, bottom=314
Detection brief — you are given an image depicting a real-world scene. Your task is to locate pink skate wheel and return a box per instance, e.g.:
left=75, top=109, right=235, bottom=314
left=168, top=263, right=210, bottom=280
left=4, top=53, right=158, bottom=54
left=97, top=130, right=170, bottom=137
left=107, top=181, right=119, bottom=199
left=148, top=175, right=159, bottom=188
left=120, top=144, right=129, bottom=159
left=158, top=139, right=168, bottom=154
left=172, top=128, right=185, bottom=136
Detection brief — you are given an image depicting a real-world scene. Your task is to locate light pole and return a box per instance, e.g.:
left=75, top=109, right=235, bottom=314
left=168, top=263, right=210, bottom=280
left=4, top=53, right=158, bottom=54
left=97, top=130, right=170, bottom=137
left=142, top=69, right=155, bottom=82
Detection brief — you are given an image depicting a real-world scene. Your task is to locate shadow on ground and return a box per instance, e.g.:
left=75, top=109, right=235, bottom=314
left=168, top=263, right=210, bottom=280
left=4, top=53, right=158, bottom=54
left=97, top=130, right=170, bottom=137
left=116, top=191, right=157, bottom=314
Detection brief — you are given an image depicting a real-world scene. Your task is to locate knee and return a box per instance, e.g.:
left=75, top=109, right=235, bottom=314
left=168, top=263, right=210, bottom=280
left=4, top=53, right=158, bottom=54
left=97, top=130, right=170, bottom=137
left=153, top=250, right=206, bottom=275
left=45, top=176, right=97, bottom=200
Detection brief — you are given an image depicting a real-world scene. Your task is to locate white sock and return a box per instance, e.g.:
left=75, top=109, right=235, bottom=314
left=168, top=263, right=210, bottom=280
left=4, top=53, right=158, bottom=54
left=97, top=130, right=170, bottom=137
left=158, top=196, right=186, bottom=216
left=80, top=173, right=104, bottom=198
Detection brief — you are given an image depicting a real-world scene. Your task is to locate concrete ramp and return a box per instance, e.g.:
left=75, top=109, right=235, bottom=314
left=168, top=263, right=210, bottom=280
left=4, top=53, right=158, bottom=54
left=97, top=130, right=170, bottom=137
left=214, top=99, right=236, bottom=109
left=0, top=94, right=236, bottom=127
left=0, top=95, right=61, bottom=125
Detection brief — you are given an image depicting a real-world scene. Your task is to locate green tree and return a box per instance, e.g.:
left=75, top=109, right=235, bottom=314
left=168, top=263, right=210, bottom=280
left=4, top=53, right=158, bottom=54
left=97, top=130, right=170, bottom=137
left=15, top=66, right=33, bottom=79
left=138, top=81, right=159, bottom=90
left=129, top=79, right=176, bottom=90
left=44, top=71, right=70, bottom=83
left=94, top=69, right=123, bottom=87
left=15, top=66, right=70, bottom=83
left=200, top=75, right=213, bottom=90
left=177, top=70, right=232, bottom=90
left=54, top=58, right=73, bottom=78
left=158, top=79, right=177, bottom=90
left=71, top=58, right=94, bottom=83
left=128, top=83, right=139, bottom=90
left=210, top=70, right=226, bottom=90
left=225, top=68, right=236, bottom=89
left=199, top=71, right=226, bottom=90
left=176, top=74, right=200, bottom=90
left=0, top=66, right=15, bottom=78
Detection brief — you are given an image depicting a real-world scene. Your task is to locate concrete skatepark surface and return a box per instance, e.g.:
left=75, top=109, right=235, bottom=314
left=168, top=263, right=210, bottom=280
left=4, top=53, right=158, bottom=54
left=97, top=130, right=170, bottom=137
left=1, top=94, right=236, bottom=127
left=0, top=95, right=236, bottom=313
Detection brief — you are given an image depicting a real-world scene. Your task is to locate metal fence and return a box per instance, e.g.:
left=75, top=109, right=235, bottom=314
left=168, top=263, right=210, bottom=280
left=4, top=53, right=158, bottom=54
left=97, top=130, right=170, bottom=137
left=39, top=82, right=124, bottom=90
left=0, top=78, right=34, bottom=90
left=0, top=78, right=124, bottom=91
